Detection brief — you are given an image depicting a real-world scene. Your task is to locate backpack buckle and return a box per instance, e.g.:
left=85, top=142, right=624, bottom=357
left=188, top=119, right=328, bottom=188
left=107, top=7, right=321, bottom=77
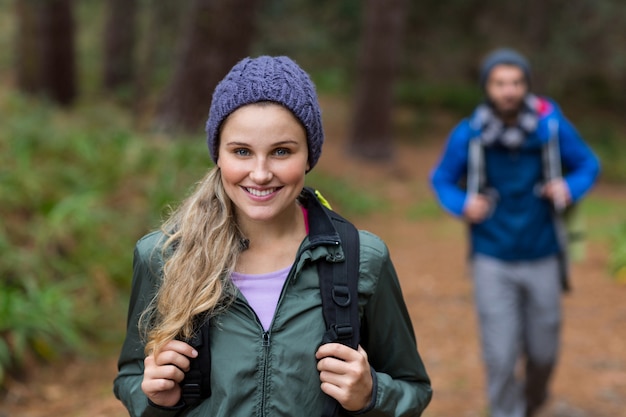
left=181, top=381, right=202, bottom=405
left=333, top=324, right=353, bottom=340
left=332, top=285, right=351, bottom=307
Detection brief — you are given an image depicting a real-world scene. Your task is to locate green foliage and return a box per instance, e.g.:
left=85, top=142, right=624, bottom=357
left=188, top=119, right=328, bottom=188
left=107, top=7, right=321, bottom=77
left=306, top=172, right=388, bottom=217
left=578, top=122, right=626, bottom=183
left=611, top=222, right=626, bottom=283
left=0, top=281, right=82, bottom=381
left=395, top=80, right=482, bottom=116
left=576, top=195, right=626, bottom=281
left=405, top=197, right=443, bottom=221
left=0, top=90, right=207, bottom=384
left=310, top=67, right=352, bottom=95
left=255, top=0, right=362, bottom=81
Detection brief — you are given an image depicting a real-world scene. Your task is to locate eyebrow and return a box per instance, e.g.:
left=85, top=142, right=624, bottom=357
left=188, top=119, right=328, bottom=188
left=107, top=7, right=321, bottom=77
left=223, top=139, right=301, bottom=147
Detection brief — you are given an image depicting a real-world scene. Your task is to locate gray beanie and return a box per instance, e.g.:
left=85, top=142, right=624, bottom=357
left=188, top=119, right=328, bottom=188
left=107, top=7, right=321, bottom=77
left=479, top=48, right=531, bottom=89
left=206, top=56, right=324, bottom=170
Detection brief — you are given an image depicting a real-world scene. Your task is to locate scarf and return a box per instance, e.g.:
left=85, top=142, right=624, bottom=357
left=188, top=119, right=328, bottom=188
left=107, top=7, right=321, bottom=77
left=471, top=94, right=540, bottom=148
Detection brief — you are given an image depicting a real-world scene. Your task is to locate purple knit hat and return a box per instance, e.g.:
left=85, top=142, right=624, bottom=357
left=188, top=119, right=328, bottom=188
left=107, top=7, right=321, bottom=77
left=205, top=56, right=324, bottom=170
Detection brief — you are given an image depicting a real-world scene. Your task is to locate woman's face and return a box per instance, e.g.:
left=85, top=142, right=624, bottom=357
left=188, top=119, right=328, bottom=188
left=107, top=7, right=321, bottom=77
left=217, top=103, right=309, bottom=226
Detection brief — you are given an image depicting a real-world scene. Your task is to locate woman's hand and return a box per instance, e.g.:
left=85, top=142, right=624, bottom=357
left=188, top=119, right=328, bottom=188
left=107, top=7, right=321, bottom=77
left=141, top=340, right=198, bottom=407
left=315, top=343, right=373, bottom=412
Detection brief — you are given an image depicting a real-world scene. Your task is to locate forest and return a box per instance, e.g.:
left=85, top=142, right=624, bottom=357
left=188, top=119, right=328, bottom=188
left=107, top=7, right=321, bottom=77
left=1, top=0, right=625, bottom=415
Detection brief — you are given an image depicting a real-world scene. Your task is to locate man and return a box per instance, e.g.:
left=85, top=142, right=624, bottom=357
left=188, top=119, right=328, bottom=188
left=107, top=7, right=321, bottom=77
left=430, top=48, right=600, bottom=417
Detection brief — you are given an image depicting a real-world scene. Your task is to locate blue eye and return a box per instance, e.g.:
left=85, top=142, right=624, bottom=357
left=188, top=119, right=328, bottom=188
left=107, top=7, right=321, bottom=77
left=234, top=148, right=250, bottom=156
left=274, top=148, right=290, bottom=156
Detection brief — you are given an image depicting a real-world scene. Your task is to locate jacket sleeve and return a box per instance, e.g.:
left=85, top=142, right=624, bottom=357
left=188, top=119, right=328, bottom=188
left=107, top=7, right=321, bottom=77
left=429, top=121, right=472, bottom=217
left=356, top=231, right=432, bottom=416
left=113, top=233, right=184, bottom=417
left=555, top=113, right=601, bottom=202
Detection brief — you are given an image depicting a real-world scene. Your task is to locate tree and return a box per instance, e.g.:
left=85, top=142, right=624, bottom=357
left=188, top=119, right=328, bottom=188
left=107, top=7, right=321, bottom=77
left=134, top=1, right=184, bottom=119
left=39, top=0, right=76, bottom=106
left=155, top=0, right=261, bottom=133
left=103, top=0, right=138, bottom=94
left=15, top=0, right=77, bottom=106
left=15, top=0, right=42, bottom=94
left=347, top=0, right=409, bottom=162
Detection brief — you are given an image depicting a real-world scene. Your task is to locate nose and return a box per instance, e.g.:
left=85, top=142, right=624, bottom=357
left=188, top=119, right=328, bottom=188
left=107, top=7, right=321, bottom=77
left=505, top=79, right=525, bottom=94
left=249, top=157, right=273, bottom=184
left=503, top=82, right=519, bottom=95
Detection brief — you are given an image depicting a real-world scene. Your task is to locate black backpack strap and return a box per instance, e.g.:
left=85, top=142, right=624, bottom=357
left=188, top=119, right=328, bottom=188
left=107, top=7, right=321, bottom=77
left=317, top=208, right=361, bottom=417
left=318, top=210, right=360, bottom=349
left=180, top=319, right=212, bottom=406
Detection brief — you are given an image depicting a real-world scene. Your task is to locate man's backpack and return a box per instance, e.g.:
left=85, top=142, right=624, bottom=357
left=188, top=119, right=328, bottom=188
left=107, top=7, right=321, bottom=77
left=467, top=118, right=578, bottom=292
left=181, top=187, right=361, bottom=417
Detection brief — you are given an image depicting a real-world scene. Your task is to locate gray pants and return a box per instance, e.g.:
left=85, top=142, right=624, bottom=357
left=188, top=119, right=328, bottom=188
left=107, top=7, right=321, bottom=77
left=472, top=254, right=562, bottom=417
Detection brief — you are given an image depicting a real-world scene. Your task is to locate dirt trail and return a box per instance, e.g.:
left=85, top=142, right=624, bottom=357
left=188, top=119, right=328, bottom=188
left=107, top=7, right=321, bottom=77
left=2, top=99, right=625, bottom=417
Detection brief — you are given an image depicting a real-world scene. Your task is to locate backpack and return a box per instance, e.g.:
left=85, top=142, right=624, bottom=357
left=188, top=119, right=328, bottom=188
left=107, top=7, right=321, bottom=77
left=180, top=187, right=361, bottom=417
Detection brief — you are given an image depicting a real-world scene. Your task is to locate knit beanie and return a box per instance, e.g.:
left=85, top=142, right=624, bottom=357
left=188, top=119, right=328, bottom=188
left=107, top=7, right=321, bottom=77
left=479, top=48, right=532, bottom=90
left=206, top=56, right=323, bottom=170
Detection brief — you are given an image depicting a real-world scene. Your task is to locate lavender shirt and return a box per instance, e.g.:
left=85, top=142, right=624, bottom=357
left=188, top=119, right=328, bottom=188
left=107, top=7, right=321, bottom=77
left=231, top=265, right=292, bottom=331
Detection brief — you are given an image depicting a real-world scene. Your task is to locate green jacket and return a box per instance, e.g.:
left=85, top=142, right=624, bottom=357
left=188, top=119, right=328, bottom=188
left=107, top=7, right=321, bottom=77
left=114, top=192, right=432, bottom=417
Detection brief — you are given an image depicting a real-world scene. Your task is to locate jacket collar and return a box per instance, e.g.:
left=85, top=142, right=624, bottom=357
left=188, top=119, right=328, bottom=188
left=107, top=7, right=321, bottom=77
left=298, top=187, right=342, bottom=249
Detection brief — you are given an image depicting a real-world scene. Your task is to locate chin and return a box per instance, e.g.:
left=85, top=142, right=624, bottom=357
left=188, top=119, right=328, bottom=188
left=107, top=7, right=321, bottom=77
left=239, top=207, right=281, bottom=223
left=497, top=103, right=522, bottom=118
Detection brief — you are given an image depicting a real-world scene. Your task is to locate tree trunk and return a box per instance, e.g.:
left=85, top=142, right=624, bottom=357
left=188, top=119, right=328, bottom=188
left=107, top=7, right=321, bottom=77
left=103, top=0, right=138, bottom=93
left=39, top=0, right=77, bottom=106
left=348, top=0, right=408, bottom=162
left=15, top=0, right=77, bottom=106
left=15, top=0, right=43, bottom=94
left=133, top=1, right=184, bottom=120
left=156, top=0, right=261, bottom=133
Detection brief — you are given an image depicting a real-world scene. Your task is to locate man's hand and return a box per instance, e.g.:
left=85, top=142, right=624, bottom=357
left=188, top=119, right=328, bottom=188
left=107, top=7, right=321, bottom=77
left=542, top=178, right=571, bottom=211
left=142, top=340, right=198, bottom=407
left=315, top=343, right=373, bottom=412
left=463, top=193, right=492, bottom=223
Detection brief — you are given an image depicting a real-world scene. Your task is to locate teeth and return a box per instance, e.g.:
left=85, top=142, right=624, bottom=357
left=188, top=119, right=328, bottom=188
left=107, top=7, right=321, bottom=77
left=246, top=188, right=275, bottom=197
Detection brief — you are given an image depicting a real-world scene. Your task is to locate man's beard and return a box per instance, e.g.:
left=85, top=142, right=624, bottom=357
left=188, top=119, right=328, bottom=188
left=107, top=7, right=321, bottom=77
left=494, top=98, right=524, bottom=123
left=473, top=93, right=539, bottom=149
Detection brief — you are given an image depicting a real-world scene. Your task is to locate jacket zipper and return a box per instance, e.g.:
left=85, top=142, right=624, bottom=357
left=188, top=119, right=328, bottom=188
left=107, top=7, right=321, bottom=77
left=257, top=238, right=340, bottom=416
left=261, top=330, right=271, bottom=417
left=258, top=246, right=309, bottom=417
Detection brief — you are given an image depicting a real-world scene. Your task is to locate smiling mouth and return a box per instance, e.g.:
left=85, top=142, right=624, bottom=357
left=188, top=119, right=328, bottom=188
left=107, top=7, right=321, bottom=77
left=244, top=187, right=280, bottom=197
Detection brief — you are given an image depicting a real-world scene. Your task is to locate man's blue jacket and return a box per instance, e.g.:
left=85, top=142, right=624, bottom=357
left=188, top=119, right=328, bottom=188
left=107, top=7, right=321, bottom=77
left=430, top=97, right=600, bottom=260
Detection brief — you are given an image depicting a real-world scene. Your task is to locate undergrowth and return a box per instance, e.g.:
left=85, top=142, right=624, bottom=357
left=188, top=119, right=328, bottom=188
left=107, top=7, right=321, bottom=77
left=0, top=92, right=210, bottom=384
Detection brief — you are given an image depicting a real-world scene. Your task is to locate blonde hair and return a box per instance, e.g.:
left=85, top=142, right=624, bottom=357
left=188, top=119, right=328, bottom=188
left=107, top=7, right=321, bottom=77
left=142, top=167, right=243, bottom=355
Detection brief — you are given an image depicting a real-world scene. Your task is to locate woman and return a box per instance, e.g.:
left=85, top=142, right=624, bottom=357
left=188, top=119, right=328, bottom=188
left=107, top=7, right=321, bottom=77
left=114, top=55, right=432, bottom=416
